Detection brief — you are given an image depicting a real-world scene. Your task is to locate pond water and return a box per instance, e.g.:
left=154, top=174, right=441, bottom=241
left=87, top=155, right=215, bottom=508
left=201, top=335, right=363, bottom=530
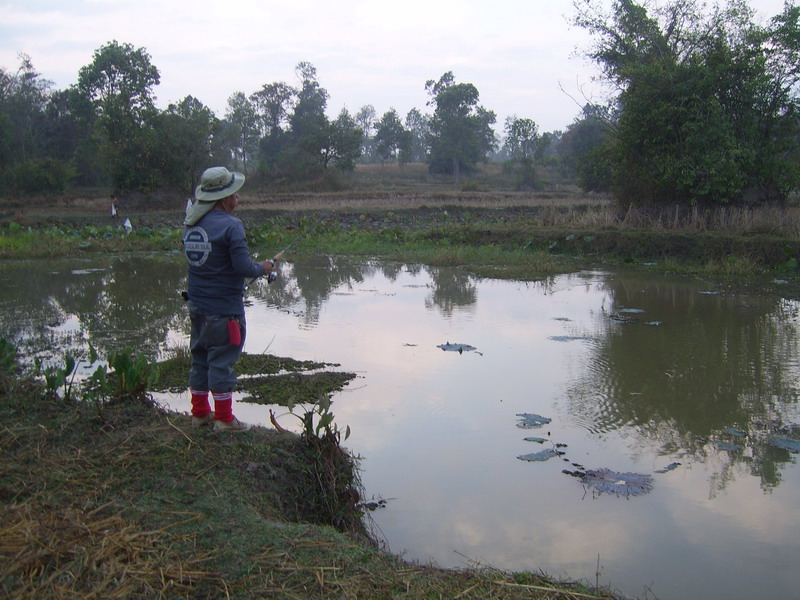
left=2, top=254, right=800, bottom=600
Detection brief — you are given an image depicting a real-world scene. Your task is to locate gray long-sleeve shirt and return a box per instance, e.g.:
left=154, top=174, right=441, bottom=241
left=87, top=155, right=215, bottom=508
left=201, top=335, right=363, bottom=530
left=182, top=210, right=264, bottom=315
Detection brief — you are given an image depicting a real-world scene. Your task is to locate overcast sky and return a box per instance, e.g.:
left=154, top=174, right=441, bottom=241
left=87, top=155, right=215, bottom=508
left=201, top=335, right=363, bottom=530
left=0, top=0, right=790, bottom=134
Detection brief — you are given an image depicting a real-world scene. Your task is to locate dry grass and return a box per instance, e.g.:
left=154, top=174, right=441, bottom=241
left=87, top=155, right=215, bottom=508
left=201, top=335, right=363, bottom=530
left=1, top=501, right=215, bottom=599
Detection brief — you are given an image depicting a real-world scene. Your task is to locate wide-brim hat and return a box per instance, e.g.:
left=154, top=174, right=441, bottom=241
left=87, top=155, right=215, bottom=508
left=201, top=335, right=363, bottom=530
left=194, top=166, right=245, bottom=202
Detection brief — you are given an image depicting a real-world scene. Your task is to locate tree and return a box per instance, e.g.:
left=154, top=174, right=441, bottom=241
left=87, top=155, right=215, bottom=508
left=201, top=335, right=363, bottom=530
left=503, top=116, right=541, bottom=189
left=425, top=71, right=496, bottom=183
left=373, top=108, right=406, bottom=163
left=224, top=92, right=259, bottom=173
left=322, top=108, right=363, bottom=170
left=355, top=105, right=377, bottom=162
left=0, top=54, right=53, bottom=164
left=558, top=104, right=616, bottom=192
left=250, top=81, right=295, bottom=137
left=573, top=0, right=800, bottom=204
left=403, top=108, right=430, bottom=163
left=282, top=61, right=332, bottom=180
left=155, top=96, right=218, bottom=192
left=77, top=41, right=161, bottom=191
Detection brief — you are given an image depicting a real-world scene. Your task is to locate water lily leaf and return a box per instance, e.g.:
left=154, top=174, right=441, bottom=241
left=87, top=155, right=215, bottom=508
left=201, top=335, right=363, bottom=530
left=436, top=342, right=476, bottom=353
left=723, top=427, right=747, bottom=437
left=712, top=440, right=742, bottom=451
left=655, top=462, right=681, bottom=473
left=580, top=469, right=654, bottom=496
left=768, top=437, right=800, bottom=453
left=517, top=449, right=560, bottom=462
left=516, top=413, right=551, bottom=429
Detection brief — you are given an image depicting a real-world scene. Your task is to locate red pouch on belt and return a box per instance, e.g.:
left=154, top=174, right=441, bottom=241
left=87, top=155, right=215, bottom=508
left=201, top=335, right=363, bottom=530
left=227, top=318, right=242, bottom=346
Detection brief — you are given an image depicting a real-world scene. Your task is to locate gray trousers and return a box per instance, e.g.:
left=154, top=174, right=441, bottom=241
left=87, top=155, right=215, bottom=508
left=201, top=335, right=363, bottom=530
left=188, top=301, right=246, bottom=393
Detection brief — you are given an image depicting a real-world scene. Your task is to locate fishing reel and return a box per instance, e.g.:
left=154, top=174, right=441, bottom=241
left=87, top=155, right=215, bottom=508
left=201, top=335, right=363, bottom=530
left=267, top=271, right=278, bottom=284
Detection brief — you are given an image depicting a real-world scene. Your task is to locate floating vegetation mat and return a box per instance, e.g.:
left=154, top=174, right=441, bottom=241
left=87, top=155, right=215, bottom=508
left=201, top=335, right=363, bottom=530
left=579, top=469, right=654, bottom=497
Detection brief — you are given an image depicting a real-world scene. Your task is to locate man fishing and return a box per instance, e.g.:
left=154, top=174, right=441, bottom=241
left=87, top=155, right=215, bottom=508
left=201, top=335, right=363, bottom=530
left=182, top=166, right=274, bottom=432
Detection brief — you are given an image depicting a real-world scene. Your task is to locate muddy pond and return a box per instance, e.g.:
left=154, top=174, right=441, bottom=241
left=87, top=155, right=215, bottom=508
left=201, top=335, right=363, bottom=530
left=2, top=254, right=799, bottom=600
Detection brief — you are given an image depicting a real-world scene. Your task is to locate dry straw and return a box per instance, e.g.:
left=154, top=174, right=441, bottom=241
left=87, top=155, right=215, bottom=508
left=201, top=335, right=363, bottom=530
left=1, top=501, right=216, bottom=599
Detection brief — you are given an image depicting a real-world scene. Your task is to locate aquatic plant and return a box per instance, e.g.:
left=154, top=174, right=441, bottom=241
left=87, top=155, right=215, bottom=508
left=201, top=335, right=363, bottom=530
left=0, top=338, right=17, bottom=374
left=35, top=353, right=79, bottom=401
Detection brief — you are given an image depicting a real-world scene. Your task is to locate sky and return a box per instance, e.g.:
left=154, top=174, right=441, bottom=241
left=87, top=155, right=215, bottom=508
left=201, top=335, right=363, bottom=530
left=0, top=0, right=790, bottom=134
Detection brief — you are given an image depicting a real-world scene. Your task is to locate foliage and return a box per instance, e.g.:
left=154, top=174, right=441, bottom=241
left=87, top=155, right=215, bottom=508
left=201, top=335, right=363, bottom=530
left=503, top=116, right=542, bottom=189
left=283, top=393, right=351, bottom=444
left=425, top=71, right=497, bottom=183
left=0, top=337, right=18, bottom=374
left=105, top=347, right=159, bottom=400
left=402, top=107, right=430, bottom=164
left=572, top=0, right=800, bottom=205
left=76, top=40, right=161, bottom=192
left=35, top=353, right=79, bottom=401
left=354, top=104, right=377, bottom=162
left=155, top=95, right=219, bottom=193
left=0, top=54, right=53, bottom=166
left=225, top=90, right=259, bottom=173
left=7, top=157, right=74, bottom=193
left=324, top=108, right=363, bottom=171
left=558, top=103, right=615, bottom=192
left=373, top=108, right=407, bottom=163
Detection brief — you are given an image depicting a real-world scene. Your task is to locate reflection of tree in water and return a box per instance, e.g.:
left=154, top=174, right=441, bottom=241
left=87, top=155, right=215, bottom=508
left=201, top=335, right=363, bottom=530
left=0, top=256, right=187, bottom=362
left=70, top=256, right=188, bottom=358
left=564, top=272, right=800, bottom=492
left=286, top=257, right=371, bottom=327
left=249, top=258, right=479, bottom=324
left=424, top=266, right=477, bottom=315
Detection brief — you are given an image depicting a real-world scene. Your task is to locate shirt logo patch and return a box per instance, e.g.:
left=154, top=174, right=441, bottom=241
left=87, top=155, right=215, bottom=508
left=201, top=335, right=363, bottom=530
left=184, top=227, right=212, bottom=266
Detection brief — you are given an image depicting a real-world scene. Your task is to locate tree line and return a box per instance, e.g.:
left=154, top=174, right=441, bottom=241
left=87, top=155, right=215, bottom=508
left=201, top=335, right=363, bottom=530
left=0, top=0, right=797, bottom=206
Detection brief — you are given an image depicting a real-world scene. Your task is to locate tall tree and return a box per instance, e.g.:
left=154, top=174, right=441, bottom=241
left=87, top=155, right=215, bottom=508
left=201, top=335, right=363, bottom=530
left=284, top=61, right=331, bottom=179
left=155, top=95, right=218, bottom=192
left=503, top=116, right=541, bottom=189
left=403, top=108, right=430, bottom=163
left=77, top=40, right=160, bottom=191
left=250, top=81, right=296, bottom=137
left=0, top=55, right=53, bottom=162
left=224, top=91, right=259, bottom=173
left=373, top=108, right=406, bottom=163
left=355, top=104, right=377, bottom=163
left=322, top=108, right=363, bottom=170
left=425, top=71, right=496, bottom=183
left=557, top=104, right=616, bottom=192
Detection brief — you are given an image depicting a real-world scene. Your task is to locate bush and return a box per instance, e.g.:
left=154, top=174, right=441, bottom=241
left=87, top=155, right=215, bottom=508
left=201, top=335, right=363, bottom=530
left=9, top=158, right=74, bottom=194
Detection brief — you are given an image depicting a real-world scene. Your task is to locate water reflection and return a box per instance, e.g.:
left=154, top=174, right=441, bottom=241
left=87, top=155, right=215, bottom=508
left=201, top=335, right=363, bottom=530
left=0, top=255, right=188, bottom=362
left=2, top=255, right=799, bottom=600
left=566, top=272, right=800, bottom=493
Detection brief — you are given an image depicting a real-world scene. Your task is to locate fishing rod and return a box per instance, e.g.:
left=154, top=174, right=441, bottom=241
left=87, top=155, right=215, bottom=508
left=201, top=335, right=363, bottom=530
left=244, top=236, right=301, bottom=290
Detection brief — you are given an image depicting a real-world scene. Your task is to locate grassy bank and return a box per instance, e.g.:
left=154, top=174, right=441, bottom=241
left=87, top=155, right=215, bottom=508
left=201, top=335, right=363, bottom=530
left=3, top=198, right=800, bottom=298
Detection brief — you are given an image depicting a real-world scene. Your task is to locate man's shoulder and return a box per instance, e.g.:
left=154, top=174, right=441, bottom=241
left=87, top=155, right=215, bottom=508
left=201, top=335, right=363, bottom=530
left=197, top=210, right=244, bottom=230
